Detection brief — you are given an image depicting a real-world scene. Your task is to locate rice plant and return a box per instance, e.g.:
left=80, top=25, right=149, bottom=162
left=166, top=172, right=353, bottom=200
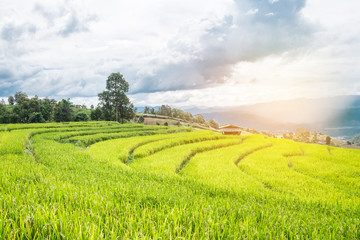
left=0, top=122, right=359, bottom=239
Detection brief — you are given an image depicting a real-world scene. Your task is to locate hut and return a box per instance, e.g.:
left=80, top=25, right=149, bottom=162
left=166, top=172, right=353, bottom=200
left=219, top=124, right=242, bottom=135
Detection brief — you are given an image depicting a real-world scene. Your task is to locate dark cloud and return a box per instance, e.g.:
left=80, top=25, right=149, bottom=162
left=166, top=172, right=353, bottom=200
left=0, top=65, right=42, bottom=97
left=33, top=3, right=59, bottom=25
left=0, top=0, right=321, bottom=100
left=33, top=2, right=98, bottom=37
left=0, top=69, right=13, bottom=79
left=58, top=12, right=97, bottom=37
left=1, top=23, right=37, bottom=42
left=130, top=0, right=314, bottom=93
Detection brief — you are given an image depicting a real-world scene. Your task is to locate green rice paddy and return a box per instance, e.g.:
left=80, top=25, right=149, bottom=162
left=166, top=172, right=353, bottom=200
left=0, top=121, right=359, bottom=239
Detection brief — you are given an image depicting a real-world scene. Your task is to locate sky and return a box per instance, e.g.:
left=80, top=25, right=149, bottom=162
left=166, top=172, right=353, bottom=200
left=0, top=0, right=359, bottom=108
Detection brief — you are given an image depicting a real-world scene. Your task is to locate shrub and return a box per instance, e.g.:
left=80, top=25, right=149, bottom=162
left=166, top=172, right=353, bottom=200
left=164, top=122, right=168, bottom=126
left=326, top=136, right=331, bottom=145
left=138, top=116, right=145, bottom=123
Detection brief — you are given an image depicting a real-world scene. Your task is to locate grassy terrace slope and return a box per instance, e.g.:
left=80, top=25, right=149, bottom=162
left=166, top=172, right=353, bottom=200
left=0, top=122, right=360, bottom=239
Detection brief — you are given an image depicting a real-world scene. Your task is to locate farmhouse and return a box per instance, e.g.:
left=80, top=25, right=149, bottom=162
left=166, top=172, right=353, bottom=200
left=219, top=124, right=242, bottom=135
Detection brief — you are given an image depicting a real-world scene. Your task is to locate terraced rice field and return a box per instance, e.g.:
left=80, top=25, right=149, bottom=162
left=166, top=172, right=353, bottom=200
left=0, top=121, right=360, bottom=239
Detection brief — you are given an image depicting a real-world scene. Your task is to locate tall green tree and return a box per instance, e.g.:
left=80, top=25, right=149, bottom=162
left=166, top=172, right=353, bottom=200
left=159, top=105, right=172, bottom=117
left=54, top=99, right=74, bottom=122
left=98, top=73, right=134, bottom=123
left=0, top=103, right=10, bottom=123
left=209, top=119, right=219, bottom=129
left=90, top=106, right=103, bottom=121
left=144, top=106, right=150, bottom=114
left=14, top=92, right=28, bottom=105
left=28, top=112, right=45, bottom=123
left=98, top=91, right=113, bottom=121
left=41, top=98, right=57, bottom=122
left=195, top=114, right=206, bottom=124
left=8, top=96, right=15, bottom=105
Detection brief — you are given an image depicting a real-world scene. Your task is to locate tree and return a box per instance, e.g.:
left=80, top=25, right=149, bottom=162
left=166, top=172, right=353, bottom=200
left=98, top=91, right=113, bottom=121
left=90, top=107, right=103, bottom=121
left=138, top=115, right=145, bottom=123
left=209, top=119, right=219, bottom=129
left=326, top=136, right=331, bottom=145
left=14, top=92, right=28, bottom=105
left=289, top=132, right=294, bottom=139
left=119, top=102, right=136, bottom=122
left=0, top=103, right=10, bottom=123
left=98, top=73, right=132, bottom=123
left=74, top=112, right=89, bottom=122
left=159, top=105, right=171, bottom=116
left=144, top=106, right=150, bottom=114
left=29, top=96, right=41, bottom=113
left=41, top=98, right=57, bottom=122
left=195, top=114, right=206, bottom=124
left=295, top=127, right=310, bottom=142
left=8, top=96, right=15, bottom=105
left=313, top=132, right=318, bottom=143
left=54, top=99, right=74, bottom=122
left=28, top=112, right=45, bottom=123
left=184, top=112, right=193, bottom=122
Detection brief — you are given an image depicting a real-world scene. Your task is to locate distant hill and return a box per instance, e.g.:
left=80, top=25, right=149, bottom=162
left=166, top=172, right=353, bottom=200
left=202, top=111, right=299, bottom=131
left=196, top=95, right=360, bottom=140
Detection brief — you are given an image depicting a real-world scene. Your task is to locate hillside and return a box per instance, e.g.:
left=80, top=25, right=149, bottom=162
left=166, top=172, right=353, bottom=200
left=135, top=113, right=218, bottom=131
left=196, top=95, right=360, bottom=140
left=0, top=122, right=359, bottom=238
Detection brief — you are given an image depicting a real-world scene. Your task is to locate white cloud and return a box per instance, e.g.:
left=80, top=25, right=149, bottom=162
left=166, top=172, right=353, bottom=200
left=246, top=8, right=259, bottom=15
left=0, top=0, right=359, bottom=108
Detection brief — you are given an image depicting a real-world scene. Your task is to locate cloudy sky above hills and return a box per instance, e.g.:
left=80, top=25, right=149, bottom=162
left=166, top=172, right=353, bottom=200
left=0, top=0, right=359, bottom=107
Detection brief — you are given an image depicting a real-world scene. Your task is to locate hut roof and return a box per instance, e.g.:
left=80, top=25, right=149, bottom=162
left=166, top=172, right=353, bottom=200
left=219, top=124, right=242, bottom=129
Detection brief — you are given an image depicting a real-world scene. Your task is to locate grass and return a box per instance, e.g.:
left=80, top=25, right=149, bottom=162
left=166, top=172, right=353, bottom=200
left=0, top=121, right=359, bottom=239
left=132, top=130, right=226, bottom=158
left=130, top=137, right=244, bottom=175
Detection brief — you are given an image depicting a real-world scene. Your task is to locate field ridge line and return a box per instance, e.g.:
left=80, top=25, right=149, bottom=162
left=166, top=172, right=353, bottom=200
left=234, top=143, right=273, bottom=166
left=176, top=140, right=244, bottom=174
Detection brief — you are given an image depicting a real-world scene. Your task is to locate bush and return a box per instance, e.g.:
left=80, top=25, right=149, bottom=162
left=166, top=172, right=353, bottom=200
left=156, top=122, right=160, bottom=125
left=164, top=122, right=168, bottom=126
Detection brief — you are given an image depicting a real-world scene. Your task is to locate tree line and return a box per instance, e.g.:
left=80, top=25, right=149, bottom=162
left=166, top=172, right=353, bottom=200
left=0, top=72, right=219, bottom=127
left=0, top=73, right=219, bottom=128
left=0, top=73, right=135, bottom=124
left=142, top=105, right=219, bottom=129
